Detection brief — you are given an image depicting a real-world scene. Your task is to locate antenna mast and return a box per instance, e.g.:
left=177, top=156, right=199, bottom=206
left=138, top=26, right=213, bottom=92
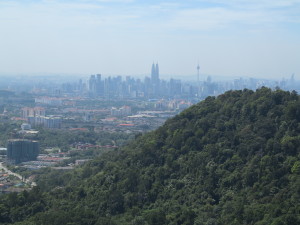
left=197, top=63, right=200, bottom=98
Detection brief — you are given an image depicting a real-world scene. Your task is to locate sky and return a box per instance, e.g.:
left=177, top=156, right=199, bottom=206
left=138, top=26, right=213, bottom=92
left=0, top=0, right=299, bottom=80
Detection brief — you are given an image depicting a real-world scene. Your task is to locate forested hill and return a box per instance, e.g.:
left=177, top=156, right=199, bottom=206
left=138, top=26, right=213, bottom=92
left=1, top=88, right=300, bottom=225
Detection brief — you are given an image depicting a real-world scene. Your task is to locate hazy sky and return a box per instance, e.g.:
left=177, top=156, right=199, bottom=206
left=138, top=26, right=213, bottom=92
left=0, top=0, right=299, bottom=79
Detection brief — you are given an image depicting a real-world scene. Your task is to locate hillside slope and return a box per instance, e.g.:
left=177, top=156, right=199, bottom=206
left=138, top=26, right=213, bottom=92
left=1, top=88, right=300, bottom=225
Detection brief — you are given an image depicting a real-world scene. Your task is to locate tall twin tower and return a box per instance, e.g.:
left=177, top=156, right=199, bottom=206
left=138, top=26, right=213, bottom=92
left=151, top=63, right=159, bottom=84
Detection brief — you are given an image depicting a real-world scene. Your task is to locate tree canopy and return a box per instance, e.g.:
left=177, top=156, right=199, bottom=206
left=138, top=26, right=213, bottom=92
left=1, top=88, right=300, bottom=225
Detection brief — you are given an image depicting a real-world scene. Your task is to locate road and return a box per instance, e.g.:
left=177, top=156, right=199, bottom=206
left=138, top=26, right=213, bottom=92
left=0, top=162, right=36, bottom=187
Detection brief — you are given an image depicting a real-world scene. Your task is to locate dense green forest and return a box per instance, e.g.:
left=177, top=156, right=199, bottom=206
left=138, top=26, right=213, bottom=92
left=0, top=124, right=134, bottom=151
left=1, top=88, right=300, bottom=225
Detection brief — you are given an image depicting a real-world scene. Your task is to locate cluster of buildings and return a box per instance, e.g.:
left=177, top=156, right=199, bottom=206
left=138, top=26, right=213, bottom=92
left=72, top=142, right=117, bottom=151
left=85, top=63, right=197, bottom=99
left=22, top=107, right=45, bottom=118
left=22, top=107, right=61, bottom=129
left=154, top=99, right=192, bottom=110
left=35, top=97, right=63, bottom=106
left=110, top=106, right=132, bottom=117
left=54, top=64, right=298, bottom=102
left=0, top=170, right=27, bottom=193
left=4, top=139, right=70, bottom=169
left=56, top=63, right=197, bottom=100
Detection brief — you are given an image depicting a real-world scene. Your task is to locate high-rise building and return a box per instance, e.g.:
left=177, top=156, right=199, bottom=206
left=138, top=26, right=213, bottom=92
left=96, top=74, right=104, bottom=96
left=151, top=62, right=159, bottom=84
left=22, top=107, right=45, bottom=119
left=151, top=63, right=160, bottom=97
left=197, top=63, right=200, bottom=97
left=144, top=76, right=151, bottom=97
left=155, top=63, right=159, bottom=80
left=89, top=74, right=104, bottom=97
left=7, top=139, right=39, bottom=164
left=151, top=63, right=156, bottom=81
left=170, top=78, right=182, bottom=97
left=28, top=115, right=62, bottom=129
left=89, top=75, right=96, bottom=95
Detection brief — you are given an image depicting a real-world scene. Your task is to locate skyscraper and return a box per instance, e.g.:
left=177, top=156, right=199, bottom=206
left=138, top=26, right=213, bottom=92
left=155, top=63, right=159, bottom=80
left=89, top=75, right=96, bottom=95
left=151, top=63, right=160, bottom=96
left=89, top=74, right=103, bottom=97
left=197, top=63, right=200, bottom=97
left=96, top=74, right=103, bottom=96
left=151, top=63, right=156, bottom=81
left=151, top=62, right=159, bottom=83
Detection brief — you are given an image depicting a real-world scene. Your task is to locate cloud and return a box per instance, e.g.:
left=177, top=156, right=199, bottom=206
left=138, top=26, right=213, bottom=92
left=170, top=9, right=273, bottom=30
left=0, top=0, right=299, bottom=77
left=162, top=0, right=300, bottom=32
left=1, top=0, right=299, bottom=33
left=203, top=0, right=300, bottom=8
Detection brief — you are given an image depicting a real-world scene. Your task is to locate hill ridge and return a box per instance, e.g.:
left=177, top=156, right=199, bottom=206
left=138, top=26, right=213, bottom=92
left=1, top=87, right=300, bottom=225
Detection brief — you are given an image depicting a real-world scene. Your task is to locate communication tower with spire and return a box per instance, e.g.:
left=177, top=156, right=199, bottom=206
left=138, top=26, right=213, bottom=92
left=197, top=63, right=200, bottom=97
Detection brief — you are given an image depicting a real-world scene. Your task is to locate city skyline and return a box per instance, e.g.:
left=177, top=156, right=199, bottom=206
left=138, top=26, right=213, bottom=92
left=0, top=0, right=299, bottom=78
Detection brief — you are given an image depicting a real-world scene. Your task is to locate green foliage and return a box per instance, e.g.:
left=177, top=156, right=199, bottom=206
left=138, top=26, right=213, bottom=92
left=291, top=161, right=300, bottom=174
left=36, top=128, right=134, bottom=151
left=1, top=88, right=300, bottom=224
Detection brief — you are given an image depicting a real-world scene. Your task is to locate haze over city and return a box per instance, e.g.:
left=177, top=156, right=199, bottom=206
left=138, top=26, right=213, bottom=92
left=0, top=0, right=299, bottom=79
